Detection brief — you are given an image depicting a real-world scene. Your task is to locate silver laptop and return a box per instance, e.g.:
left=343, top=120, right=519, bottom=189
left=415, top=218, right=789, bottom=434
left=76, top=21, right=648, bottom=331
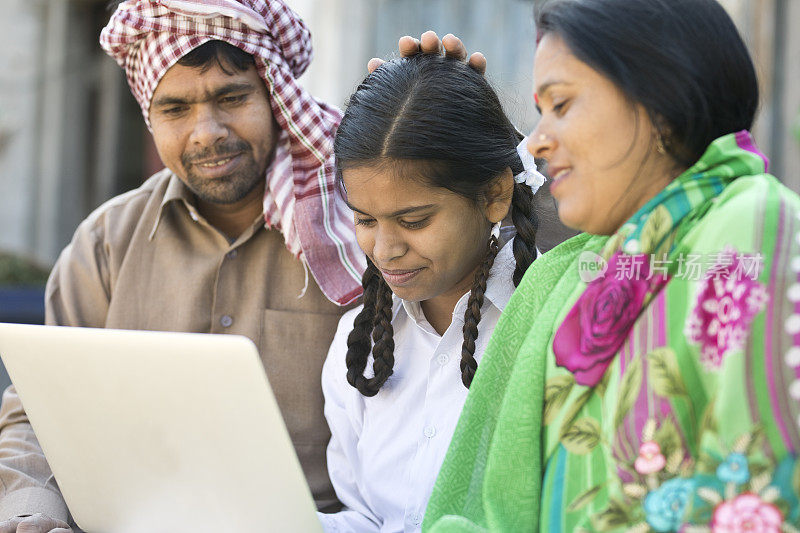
left=0, top=323, right=323, bottom=533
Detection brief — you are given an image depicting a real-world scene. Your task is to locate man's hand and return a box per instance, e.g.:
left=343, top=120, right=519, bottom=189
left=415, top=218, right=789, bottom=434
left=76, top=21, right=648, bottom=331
left=367, top=31, right=486, bottom=74
left=0, top=514, right=72, bottom=533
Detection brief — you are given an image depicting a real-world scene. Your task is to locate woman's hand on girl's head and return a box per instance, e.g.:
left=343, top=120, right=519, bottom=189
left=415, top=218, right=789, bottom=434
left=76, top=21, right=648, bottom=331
left=367, top=31, right=486, bottom=75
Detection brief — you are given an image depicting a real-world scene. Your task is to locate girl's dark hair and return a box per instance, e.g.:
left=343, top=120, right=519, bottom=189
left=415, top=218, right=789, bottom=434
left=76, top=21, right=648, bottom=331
left=537, top=0, right=759, bottom=167
left=335, top=54, right=539, bottom=396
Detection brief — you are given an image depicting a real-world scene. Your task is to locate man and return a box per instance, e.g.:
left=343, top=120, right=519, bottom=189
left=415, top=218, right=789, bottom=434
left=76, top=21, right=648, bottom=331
left=0, top=0, right=492, bottom=527
left=0, top=1, right=368, bottom=531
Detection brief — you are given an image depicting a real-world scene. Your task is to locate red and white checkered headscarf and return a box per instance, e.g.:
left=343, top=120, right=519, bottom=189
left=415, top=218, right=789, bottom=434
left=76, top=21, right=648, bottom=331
left=99, top=0, right=364, bottom=305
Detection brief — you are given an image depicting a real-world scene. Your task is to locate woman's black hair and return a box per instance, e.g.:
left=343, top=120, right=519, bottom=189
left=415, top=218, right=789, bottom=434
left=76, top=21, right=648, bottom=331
left=537, top=0, right=759, bottom=167
left=335, top=54, right=539, bottom=396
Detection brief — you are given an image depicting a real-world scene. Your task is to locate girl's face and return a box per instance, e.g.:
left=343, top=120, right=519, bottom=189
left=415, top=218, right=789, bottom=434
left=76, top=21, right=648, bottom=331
left=342, top=164, right=510, bottom=308
left=527, top=33, right=679, bottom=235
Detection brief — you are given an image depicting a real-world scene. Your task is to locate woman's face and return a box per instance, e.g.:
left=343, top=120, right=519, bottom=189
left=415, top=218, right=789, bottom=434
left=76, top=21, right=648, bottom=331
left=342, top=164, right=508, bottom=309
left=528, top=33, right=678, bottom=235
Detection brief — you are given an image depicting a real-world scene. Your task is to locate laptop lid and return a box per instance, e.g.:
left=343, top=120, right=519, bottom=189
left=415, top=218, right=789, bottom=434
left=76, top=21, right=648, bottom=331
left=0, top=323, right=323, bottom=533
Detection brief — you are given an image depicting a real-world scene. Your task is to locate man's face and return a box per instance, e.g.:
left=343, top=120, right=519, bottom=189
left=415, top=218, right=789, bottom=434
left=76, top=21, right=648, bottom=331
left=149, top=59, right=277, bottom=205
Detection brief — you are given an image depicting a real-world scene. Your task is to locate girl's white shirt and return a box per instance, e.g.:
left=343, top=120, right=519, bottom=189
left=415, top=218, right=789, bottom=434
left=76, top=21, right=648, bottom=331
left=318, top=240, right=519, bottom=533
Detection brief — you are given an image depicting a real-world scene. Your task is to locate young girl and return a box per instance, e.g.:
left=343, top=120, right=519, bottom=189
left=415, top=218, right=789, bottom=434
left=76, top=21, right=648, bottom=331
left=316, top=54, right=544, bottom=532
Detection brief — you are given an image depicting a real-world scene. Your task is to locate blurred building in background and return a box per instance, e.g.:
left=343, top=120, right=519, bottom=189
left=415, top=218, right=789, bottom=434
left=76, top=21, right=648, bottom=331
left=0, top=0, right=798, bottom=269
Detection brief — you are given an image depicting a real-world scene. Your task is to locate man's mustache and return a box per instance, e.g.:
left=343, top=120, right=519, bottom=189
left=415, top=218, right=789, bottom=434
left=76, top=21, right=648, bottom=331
left=182, top=141, right=250, bottom=165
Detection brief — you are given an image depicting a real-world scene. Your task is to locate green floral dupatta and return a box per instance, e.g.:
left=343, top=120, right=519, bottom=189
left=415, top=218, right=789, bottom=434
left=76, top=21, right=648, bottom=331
left=423, top=232, right=606, bottom=532
left=424, top=132, right=800, bottom=532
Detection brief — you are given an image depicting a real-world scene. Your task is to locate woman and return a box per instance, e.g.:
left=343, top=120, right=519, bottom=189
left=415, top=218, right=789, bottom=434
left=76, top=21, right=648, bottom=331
left=317, top=54, right=543, bottom=532
left=424, top=0, right=800, bottom=531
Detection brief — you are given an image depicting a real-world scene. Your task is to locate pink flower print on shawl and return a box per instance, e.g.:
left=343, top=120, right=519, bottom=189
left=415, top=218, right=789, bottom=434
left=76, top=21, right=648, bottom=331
left=634, top=441, right=667, bottom=475
left=685, top=248, right=768, bottom=369
left=554, top=253, right=669, bottom=387
left=711, top=493, right=783, bottom=533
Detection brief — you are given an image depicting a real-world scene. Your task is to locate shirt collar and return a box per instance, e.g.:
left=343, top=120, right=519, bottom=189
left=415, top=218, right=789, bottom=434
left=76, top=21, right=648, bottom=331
left=148, top=173, right=200, bottom=241
left=147, top=172, right=266, bottom=244
left=483, top=236, right=517, bottom=312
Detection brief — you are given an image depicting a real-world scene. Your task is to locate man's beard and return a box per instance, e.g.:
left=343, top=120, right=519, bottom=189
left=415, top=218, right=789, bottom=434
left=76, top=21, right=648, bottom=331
left=180, top=140, right=265, bottom=204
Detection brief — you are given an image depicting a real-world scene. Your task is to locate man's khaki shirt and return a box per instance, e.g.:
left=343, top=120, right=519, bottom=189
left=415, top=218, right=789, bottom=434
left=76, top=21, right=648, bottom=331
left=0, top=169, right=347, bottom=522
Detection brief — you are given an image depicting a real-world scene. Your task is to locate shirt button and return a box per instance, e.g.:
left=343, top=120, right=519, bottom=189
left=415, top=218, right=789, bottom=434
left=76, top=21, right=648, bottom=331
left=436, top=353, right=450, bottom=366
left=226, top=249, right=238, bottom=259
left=220, top=315, right=233, bottom=328
left=410, top=513, right=422, bottom=525
left=423, top=425, right=436, bottom=439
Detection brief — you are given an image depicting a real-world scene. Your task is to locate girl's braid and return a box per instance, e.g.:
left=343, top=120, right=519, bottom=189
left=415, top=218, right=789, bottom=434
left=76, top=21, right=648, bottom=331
left=345, top=260, right=396, bottom=397
left=510, top=182, right=539, bottom=286
left=366, top=273, right=396, bottom=395
left=459, top=233, right=500, bottom=388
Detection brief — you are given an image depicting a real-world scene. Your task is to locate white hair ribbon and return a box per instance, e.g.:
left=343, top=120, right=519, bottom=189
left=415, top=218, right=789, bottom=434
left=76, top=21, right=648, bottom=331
left=514, top=138, right=546, bottom=194
left=490, top=221, right=501, bottom=240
